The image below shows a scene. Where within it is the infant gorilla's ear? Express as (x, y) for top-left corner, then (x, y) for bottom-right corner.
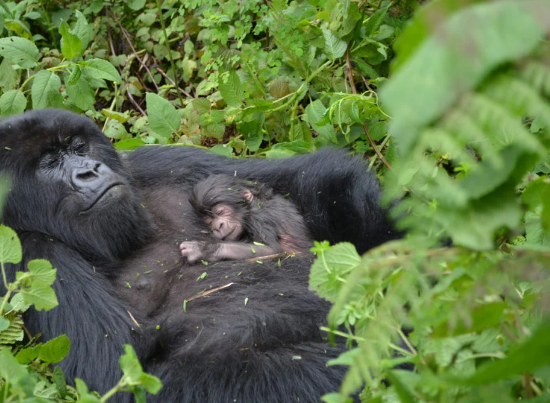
(243, 189), (254, 202)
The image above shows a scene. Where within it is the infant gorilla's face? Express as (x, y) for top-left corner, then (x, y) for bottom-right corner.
(204, 203), (243, 241)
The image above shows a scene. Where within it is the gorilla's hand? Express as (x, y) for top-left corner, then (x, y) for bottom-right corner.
(179, 241), (207, 263)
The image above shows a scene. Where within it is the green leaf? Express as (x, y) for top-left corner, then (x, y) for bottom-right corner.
(0, 59), (17, 90)
(192, 98), (210, 115)
(459, 146), (525, 200)
(522, 177), (549, 210)
(0, 313), (24, 344)
(382, 0), (550, 154)
(525, 211), (550, 246)
(104, 120), (129, 140)
(460, 320), (550, 385)
(392, 0), (485, 71)
(59, 20), (82, 60)
(322, 392), (354, 403)
(364, 7), (388, 38)
(322, 28), (347, 60)
(146, 93), (180, 138)
(75, 378), (101, 403)
(432, 302), (505, 337)
(72, 11), (91, 51)
(264, 141), (312, 158)
(0, 348), (33, 392)
(9, 293), (30, 312)
(203, 123), (225, 139)
(31, 70), (61, 110)
(119, 344), (143, 382)
(244, 99), (273, 115)
(0, 36), (38, 69)
(53, 366), (68, 398)
(80, 58), (122, 84)
(444, 184), (522, 250)
(67, 66), (82, 86)
(209, 144), (234, 157)
(269, 79), (290, 99)
(0, 89), (26, 116)
(46, 91), (65, 109)
(353, 59), (379, 79)
(114, 138), (146, 150)
(386, 370), (416, 403)
(139, 372), (162, 394)
(219, 71), (243, 108)
(22, 281), (58, 311)
(305, 101), (337, 144)
(101, 109), (130, 123)
(39, 334), (70, 364)
(0, 225), (22, 264)
(65, 75), (95, 111)
(127, 0), (146, 11)
(240, 120), (263, 152)
(0, 317), (9, 332)
(369, 121), (387, 141)
(15, 344), (41, 365)
(290, 121), (312, 143)
(27, 259), (56, 286)
(309, 242), (361, 302)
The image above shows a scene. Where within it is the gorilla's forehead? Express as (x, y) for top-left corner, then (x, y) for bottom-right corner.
(0, 109), (107, 168)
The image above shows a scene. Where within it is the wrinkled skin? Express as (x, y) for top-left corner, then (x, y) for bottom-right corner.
(0, 109), (400, 403)
(205, 204), (243, 240)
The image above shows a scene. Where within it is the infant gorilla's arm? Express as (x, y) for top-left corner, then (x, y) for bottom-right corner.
(179, 240), (276, 263)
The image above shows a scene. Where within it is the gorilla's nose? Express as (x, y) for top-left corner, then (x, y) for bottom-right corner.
(71, 159), (115, 193)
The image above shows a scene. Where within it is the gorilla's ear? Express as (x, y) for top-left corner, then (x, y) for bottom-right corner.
(243, 189), (254, 202)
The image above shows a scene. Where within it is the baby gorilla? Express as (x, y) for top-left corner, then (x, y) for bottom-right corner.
(179, 175), (313, 263)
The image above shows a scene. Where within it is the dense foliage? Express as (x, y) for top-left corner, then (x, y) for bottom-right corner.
(0, 0), (550, 402)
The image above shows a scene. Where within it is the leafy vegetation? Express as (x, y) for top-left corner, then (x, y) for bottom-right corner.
(1, 0), (550, 402)
(0, 225), (161, 401)
(309, 0), (550, 402)
(0, 0), (411, 158)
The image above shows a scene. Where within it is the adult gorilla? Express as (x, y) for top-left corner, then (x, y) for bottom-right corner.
(0, 109), (397, 402)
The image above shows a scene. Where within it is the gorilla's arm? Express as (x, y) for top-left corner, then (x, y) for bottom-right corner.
(8, 233), (146, 399)
(128, 147), (400, 253)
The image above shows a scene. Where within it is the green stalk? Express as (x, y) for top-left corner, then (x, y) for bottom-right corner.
(155, 0), (185, 108)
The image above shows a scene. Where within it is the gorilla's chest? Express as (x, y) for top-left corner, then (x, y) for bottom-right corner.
(114, 239), (184, 316)
(114, 186), (214, 316)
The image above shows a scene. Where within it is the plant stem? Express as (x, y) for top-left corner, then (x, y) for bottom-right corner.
(100, 379), (123, 402)
(0, 288), (11, 316)
(345, 46), (392, 170)
(0, 260), (12, 315)
(41, 2), (57, 46)
(155, 0), (185, 108)
(269, 59), (332, 130)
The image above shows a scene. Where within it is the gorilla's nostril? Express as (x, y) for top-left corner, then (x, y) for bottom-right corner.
(76, 171), (97, 181)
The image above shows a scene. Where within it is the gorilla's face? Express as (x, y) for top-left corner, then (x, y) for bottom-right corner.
(38, 138), (127, 212)
(0, 109), (152, 263)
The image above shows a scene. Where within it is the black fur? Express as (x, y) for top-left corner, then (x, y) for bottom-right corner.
(0, 109), (399, 402)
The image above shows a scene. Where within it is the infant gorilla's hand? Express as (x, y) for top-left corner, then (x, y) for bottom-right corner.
(179, 241), (205, 264)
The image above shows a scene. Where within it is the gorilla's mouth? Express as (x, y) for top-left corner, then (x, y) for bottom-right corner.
(82, 183), (124, 212)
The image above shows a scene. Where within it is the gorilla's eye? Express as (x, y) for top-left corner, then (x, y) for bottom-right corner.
(40, 153), (59, 169)
(42, 147), (60, 166)
(72, 142), (86, 153)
